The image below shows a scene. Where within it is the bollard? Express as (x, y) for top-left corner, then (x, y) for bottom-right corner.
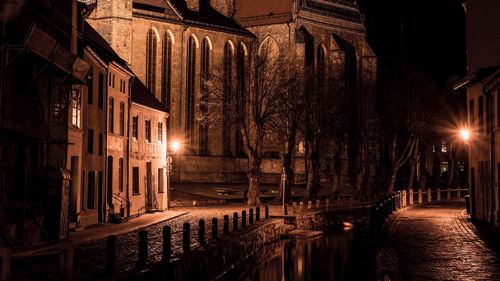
(398, 191), (402, 209)
(162, 226), (172, 262)
(326, 199), (330, 209)
(198, 219), (206, 245)
(106, 235), (117, 273)
(256, 207), (260, 221)
(292, 202), (297, 213)
(409, 188), (414, 205)
(249, 208), (254, 225)
(307, 200), (312, 210)
(299, 202), (304, 211)
(437, 188), (441, 201)
(211, 218), (218, 240)
(223, 215), (230, 235)
(233, 212), (239, 231)
(447, 188), (451, 200)
(418, 188), (423, 204)
(283, 204), (288, 215)
(242, 210), (247, 228)
(316, 200), (320, 209)
(137, 230), (148, 268)
(265, 205), (269, 219)
(402, 190), (407, 207)
(182, 223), (191, 253)
(0, 246), (11, 281)
(427, 188), (432, 203)
(60, 240), (74, 281)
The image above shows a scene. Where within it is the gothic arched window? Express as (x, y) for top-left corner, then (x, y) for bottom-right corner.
(146, 28), (157, 96)
(222, 41), (234, 155)
(186, 35), (197, 151)
(199, 37), (211, 155)
(235, 43), (246, 156)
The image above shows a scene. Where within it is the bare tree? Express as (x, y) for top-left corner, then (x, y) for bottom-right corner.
(379, 66), (444, 194)
(203, 41), (289, 205)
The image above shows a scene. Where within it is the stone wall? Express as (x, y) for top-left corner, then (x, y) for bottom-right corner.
(119, 219), (288, 281)
(294, 205), (372, 233)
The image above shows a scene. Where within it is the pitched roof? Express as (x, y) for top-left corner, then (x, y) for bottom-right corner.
(233, 0), (363, 27)
(453, 66), (500, 91)
(133, 0), (253, 36)
(131, 78), (167, 112)
(234, 0), (293, 26)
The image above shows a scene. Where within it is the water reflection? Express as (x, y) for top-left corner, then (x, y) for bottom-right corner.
(222, 229), (353, 281)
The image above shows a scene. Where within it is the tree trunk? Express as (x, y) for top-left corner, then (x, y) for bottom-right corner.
(305, 135), (321, 200)
(247, 153), (261, 205)
(408, 139), (419, 190)
(280, 124), (296, 202)
(387, 166), (398, 194)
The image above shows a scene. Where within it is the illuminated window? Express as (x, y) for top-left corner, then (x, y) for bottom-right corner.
(145, 119), (151, 142)
(71, 89), (81, 128)
(132, 115), (138, 139)
(441, 143), (447, 153)
(157, 122), (163, 142)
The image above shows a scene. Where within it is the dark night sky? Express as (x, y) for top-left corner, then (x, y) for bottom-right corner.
(358, 0), (467, 88)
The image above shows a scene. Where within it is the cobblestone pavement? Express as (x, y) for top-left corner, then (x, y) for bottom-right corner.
(387, 200), (500, 281)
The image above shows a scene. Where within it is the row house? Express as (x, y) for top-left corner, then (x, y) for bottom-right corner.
(67, 22), (168, 230)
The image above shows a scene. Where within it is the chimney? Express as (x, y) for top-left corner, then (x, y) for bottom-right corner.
(186, 0), (199, 12)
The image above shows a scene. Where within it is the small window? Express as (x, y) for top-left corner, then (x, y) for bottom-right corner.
(120, 102), (125, 136)
(145, 119), (151, 142)
(157, 122), (163, 142)
(98, 73), (104, 109)
(132, 116), (138, 139)
(158, 168), (164, 193)
(441, 144), (447, 153)
(109, 97), (114, 133)
(132, 167), (139, 194)
(88, 129), (94, 154)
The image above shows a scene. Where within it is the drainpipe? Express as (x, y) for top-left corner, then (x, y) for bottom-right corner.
(126, 76), (134, 218)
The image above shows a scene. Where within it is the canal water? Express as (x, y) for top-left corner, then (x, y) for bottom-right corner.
(220, 228), (372, 281)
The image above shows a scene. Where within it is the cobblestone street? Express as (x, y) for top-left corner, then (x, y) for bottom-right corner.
(387, 201), (500, 281)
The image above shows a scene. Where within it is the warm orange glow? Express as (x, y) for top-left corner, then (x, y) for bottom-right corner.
(170, 140), (180, 153)
(460, 129), (470, 141)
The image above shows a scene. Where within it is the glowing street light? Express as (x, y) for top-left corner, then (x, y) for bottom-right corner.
(460, 129), (470, 141)
(170, 140), (180, 154)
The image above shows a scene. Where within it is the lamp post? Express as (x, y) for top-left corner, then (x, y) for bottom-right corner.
(166, 140), (180, 209)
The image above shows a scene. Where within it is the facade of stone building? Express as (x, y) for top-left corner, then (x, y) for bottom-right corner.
(454, 0), (500, 226)
(129, 80), (169, 216)
(87, 0), (376, 188)
(0, 0), (91, 244)
(67, 22), (168, 229)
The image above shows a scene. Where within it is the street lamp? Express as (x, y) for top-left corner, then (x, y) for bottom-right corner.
(460, 128), (470, 142)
